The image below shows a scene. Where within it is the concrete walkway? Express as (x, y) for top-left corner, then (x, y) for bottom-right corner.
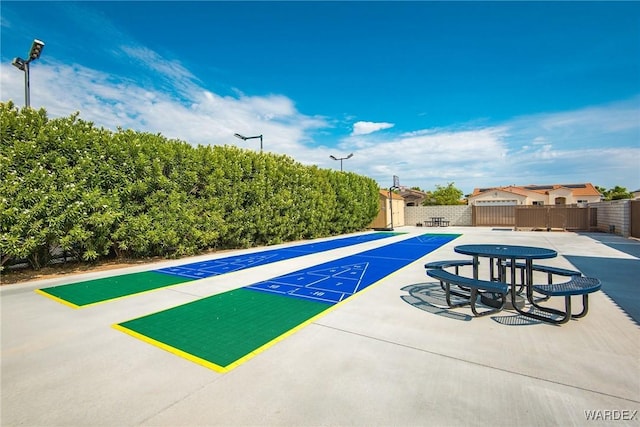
(2, 227), (639, 426)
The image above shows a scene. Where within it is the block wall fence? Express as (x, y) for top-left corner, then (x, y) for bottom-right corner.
(404, 200), (636, 238)
(404, 206), (472, 227)
(591, 200), (632, 237)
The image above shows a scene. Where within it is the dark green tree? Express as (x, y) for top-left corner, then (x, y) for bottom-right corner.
(596, 185), (632, 201)
(422, 183), (464, 205)
(607, 186), (632, 200)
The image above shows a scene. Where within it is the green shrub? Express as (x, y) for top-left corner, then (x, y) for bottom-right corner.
(0, 102), (379, 270)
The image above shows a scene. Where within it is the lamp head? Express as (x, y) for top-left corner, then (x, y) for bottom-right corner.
(29, 39), (45, 60)
(234, 133), (247, 140)
(347, 153), (353, 159)
(329, 155), (337, 160)
(11, 57), (26, 71)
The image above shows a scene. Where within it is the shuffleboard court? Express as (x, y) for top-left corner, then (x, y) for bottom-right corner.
(37, 232), (400, 308)
(115, 233), (460, 372)
(154, 231), (401, 280)
(247, 233), (460, 304)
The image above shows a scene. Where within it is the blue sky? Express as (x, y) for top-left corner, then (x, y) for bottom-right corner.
(2, 1), (639, 194)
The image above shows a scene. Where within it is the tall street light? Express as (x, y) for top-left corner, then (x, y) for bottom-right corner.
(329, 153), (353, 171)
(234, 133), (263, 152)
(12, 39), (45, 108)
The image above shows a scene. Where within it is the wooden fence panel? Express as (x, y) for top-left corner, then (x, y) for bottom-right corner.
(514, 205), (593, 230)
(472, 206), (515, 226)
(515, 207), (546, 228)
(474, 205), (595, 231)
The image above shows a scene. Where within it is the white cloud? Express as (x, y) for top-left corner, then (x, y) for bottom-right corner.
(119, 45), (195, 81)
(339, 127), (511, 190)
(1, 54), (637, 195)
(117, 45), (198, 96)
(333, 99), (640, 192)
(508, 97), (640, 149)
(351, 121), (395, 136)
(0, 60), (328, 154)
(539, 101), (639, 133)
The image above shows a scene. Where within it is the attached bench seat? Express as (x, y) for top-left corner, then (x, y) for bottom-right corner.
(427, 269), (508, 317)
(532, 276), (601, 296)
(504, 261), (582, 282)
(425, 260), (475, 299)
(502, 261), (582, 300)
(424, 259), (474, 273)
(515, 276), (601, 324)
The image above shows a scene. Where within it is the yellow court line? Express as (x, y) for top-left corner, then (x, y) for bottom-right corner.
(34, 289), (81, 309)
(112, 324), (227, 373)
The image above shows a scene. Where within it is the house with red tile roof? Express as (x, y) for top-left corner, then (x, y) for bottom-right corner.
(468, 183), (602, 206)
(398, 188), (428, 206)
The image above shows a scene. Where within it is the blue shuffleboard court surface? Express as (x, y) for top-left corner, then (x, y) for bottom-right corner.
(247, 233), (461, 304)
(155, 232), (401, 280)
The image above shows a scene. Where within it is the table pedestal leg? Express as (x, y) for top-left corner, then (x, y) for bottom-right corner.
(481, 292), (525, 310)
(481, 257), (525, 310)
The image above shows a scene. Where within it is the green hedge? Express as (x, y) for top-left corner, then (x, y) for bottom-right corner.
(0, 102), (379, 270)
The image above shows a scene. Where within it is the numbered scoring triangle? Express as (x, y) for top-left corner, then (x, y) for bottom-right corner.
(307, 263), (367, 277)
(247, 262), (370, 303)
(158, 253), (279, 278)
(197, 253), (279, 275)
(287, 262), (368, 292)
(223, 253), (279, 270)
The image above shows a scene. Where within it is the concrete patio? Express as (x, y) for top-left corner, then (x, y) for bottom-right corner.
(1, 227), (638, 426)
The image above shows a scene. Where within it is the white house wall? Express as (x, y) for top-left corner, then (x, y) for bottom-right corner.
(548, 188), (573, 204)
(469, 190), (526, 206)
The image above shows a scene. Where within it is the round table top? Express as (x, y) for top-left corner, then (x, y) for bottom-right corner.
(454, 244), (557, 259)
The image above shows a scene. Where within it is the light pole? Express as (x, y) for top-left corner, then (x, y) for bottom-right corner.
(12, 39), (45, 108)
(329, 153), (353, 171)
(234, 133), (263, 152)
